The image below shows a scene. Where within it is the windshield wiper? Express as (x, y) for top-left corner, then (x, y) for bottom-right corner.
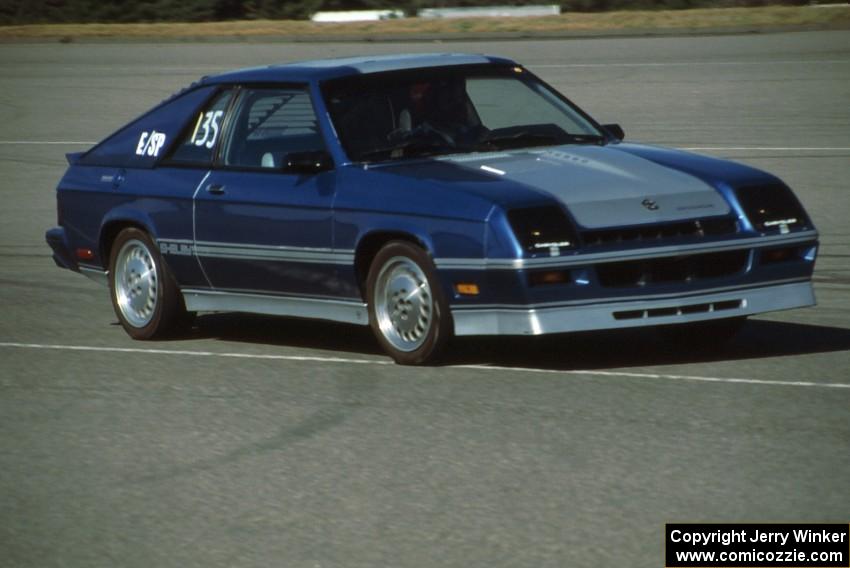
(566, 133), (607, 145)
(480, 131), (559, 151)
(357, 139), (453, 163)
(480, 130), (607, 151)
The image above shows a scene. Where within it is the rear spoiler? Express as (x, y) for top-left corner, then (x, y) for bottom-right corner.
(65, 151), (84, 165)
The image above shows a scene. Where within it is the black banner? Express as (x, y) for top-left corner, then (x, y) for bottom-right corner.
(666, 524), (849, 568)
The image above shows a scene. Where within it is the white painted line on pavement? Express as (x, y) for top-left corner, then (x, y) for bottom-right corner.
(0, 141), (96, 145)
(532, 59), (850, 68)
(681, 147), (850, 151)
(0, 341), (391, 366)
(457, 364), (850, 389)
(2, 341), (848, 390)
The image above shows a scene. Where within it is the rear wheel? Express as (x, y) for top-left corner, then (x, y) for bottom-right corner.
(108, 227), (186, 339)
(366, 241), (452, 365)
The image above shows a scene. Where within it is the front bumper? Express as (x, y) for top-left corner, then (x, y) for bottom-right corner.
(451, 279), (815, 336)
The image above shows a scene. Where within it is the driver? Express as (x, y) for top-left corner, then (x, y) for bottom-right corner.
(405, 77), (483, 146)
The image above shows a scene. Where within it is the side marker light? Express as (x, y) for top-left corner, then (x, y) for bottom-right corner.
(75, 248), (95, 260)
(455, 283), (480, 296)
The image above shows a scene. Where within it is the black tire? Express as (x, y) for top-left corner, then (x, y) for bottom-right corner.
(108, 227), (186, 340)
(655, 316), (747, 350)
(366, 241), (452, 365)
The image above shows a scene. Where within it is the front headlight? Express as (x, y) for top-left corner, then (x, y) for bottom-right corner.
(733, 184), (810, 234)
(507, 206), (578, 254)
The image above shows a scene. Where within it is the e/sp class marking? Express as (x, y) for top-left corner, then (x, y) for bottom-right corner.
(135, 130), (166, 157)
(46, 53), (818, 365)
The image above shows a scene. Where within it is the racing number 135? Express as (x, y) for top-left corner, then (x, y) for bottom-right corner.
(191, 110), (224, 149)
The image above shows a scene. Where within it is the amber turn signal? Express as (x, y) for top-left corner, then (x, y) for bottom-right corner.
(454, 283), (480, 296)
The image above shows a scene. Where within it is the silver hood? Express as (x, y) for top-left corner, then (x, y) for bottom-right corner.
(440, 145), (730, 228)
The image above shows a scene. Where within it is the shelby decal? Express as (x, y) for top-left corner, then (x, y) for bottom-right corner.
(159, 241), (193, 256)
(136, 130), (167, 157)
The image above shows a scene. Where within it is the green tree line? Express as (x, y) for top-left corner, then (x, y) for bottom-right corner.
(0, 0), (808, 25)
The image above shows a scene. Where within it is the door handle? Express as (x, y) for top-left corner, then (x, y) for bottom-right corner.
(206, 184), (225, 195)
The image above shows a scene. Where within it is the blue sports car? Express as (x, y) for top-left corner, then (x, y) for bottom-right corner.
(46, 53), (818, 364)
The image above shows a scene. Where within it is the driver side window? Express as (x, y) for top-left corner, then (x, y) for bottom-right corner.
(223, 87), (325, 169)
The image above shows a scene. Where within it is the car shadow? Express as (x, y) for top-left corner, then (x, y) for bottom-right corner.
(180, 313), (850, 371)
(183, 312), (384, 356)
(446, 320), (850, 371)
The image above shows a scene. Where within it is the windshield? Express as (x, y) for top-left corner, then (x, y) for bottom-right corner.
(322, 64), (606, 164)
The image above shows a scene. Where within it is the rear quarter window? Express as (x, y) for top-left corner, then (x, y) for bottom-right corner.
(80, 86), (218, 168)
(167, 89), (234, 166)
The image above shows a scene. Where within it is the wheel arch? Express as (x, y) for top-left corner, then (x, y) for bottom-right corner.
(354, 230), (432, 301)
(98, 210), (158, 268)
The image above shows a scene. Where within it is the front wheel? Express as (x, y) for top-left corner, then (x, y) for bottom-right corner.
(108, 227), (186, 340)
(366, 241), (452, 365)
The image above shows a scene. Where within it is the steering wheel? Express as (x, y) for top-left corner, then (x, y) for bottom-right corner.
(388, 121), (455, 147)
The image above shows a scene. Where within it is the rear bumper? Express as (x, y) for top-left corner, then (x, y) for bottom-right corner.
(46, 226), (109, 286)
(451, 279), (815, 336)
(45, 226), (78, 272)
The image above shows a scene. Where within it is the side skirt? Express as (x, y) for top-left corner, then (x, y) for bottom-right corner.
(79, 265), (109, 287)
(181, 289), (369, 326)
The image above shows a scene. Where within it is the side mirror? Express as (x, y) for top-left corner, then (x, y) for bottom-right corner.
(282, 150), (333, 174)
(602, 123), (624, 141)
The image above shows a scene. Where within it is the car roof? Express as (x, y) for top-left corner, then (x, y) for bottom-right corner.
(201, 53), (517, 85)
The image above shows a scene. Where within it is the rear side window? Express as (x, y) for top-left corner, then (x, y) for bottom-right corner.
(168, 89), (234, 165)
(80, 86), (217, 168)
(222, 87), (325, 169)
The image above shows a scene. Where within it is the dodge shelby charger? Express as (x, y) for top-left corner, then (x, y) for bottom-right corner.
(46, 53), (818, 364)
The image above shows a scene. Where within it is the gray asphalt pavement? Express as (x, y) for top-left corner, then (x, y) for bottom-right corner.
(1, 31), (849, 567)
